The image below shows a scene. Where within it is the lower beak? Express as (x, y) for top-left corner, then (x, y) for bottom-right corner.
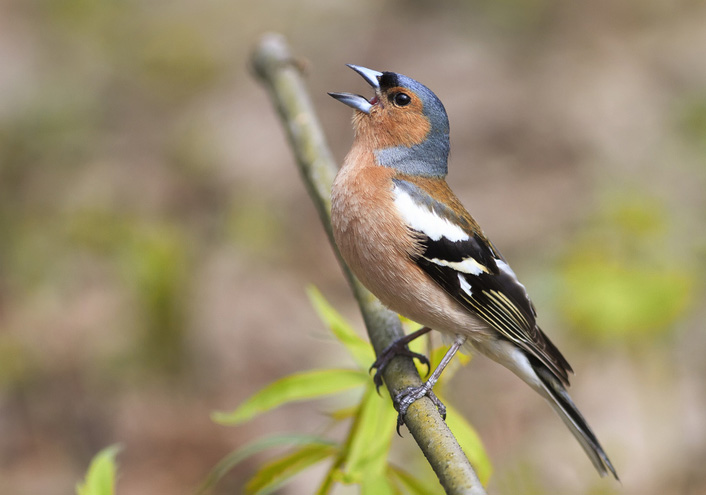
(328, 64), (383, 115)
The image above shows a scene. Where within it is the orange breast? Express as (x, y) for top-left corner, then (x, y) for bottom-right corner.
(330, 146), (491, 340)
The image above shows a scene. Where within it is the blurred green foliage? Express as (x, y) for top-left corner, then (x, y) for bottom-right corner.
(469, 0), (555, 30)
(67, 209), (193, 374)
(205, 287), (491, 494)
(121, 224), (191, 374)
(226, 197), (285, 257)
(558, 194), (695, 344)
(43, 0), (220, 100)
(0, 336), (35, 390)
(678, 92), (706, 150)
(0, 0), (230, 383)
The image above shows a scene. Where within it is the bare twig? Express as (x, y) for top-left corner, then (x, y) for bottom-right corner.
(250, 32), (487, 495)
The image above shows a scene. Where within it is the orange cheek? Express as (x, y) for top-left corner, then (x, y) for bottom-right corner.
(387, 109), (430, 147)
(354, 103), (431, 150)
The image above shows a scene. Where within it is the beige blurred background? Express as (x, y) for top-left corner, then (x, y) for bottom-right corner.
(1, 1), (705, 494)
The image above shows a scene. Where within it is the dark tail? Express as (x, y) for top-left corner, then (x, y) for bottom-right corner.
(533, 360), (619, 479)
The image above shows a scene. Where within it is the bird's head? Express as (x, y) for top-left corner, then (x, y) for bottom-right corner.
(329, 65), (450, 177)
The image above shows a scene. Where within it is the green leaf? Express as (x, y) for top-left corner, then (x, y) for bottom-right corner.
(389, 465), (444, 495)
(76, 444), (121, 495)
(307, 285), (375, 369)
(198, 434), (335, 494)
(342, 385), (397, 482)
(428, 345), (470, 388)
(212, 368), (368, 425)
(422, 344), (471, 398)
(245, 443), (337, 495)
(361, 471), (398, 495)
(327, 404), (358, 421)
(444, 403), (492, 485)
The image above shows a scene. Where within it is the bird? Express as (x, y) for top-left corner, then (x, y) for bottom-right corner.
(328, 64), (618, 479)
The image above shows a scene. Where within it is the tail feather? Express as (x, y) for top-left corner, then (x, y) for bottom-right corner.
(532, 359), (619, 480)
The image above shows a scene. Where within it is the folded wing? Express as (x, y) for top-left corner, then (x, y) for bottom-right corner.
(392, 178), (573, 385)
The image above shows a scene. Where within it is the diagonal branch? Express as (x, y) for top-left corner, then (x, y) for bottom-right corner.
(250, 32), (487, 495)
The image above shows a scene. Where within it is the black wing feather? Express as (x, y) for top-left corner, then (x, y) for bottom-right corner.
(416, 237), (572, 385)
(393, 179), (573, 385)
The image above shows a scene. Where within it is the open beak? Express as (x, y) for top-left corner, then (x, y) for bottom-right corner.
(328, 64), (383, 115)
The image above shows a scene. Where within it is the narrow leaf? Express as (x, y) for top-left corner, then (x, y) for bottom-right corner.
(198, 434), (335, 494)
(307, 285), (375, 368)
(430, 345), (470, 380)
(327, 404), (358, 421)
(422, 345), (471, 398)
(212, 368), (368, 425)
(76, 444), (121, 495)
(389, 465), (444, 495)
(245, 443), (337, 495)
(404, 322), (431, 376)
(343, 385), (397, 480)
(361, 471), (398, 495)
(444, 403), (492, 485)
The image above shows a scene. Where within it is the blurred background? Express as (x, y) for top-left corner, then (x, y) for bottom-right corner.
(1, 0), (705, 494)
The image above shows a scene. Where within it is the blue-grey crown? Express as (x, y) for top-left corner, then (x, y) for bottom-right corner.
(376, 72), (450, 177)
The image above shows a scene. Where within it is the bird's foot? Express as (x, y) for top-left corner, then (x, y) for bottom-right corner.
(394, 382), (446, 434)
(370, 336), (430, 393)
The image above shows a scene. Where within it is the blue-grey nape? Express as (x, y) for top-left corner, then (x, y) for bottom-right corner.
(375, 72), (450, 177)
(392, 73), (450, 137)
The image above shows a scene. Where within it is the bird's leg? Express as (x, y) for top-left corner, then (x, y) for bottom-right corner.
(394, 334), (467, 433)
(370, 326), (432, 393)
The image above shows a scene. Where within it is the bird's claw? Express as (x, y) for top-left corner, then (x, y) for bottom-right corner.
(370, 343), (430, 394)
(394, 384), (446, 435)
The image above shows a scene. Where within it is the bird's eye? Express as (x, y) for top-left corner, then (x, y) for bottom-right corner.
(393, 92), (411, 106)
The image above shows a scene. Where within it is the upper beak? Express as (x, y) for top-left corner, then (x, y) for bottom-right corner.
(328, 64), (383, 115)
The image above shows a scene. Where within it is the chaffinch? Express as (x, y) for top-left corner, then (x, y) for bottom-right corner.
(329, 65), (618, 479)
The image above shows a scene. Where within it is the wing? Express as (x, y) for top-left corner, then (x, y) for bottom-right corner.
(392, 178), (573, 385)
